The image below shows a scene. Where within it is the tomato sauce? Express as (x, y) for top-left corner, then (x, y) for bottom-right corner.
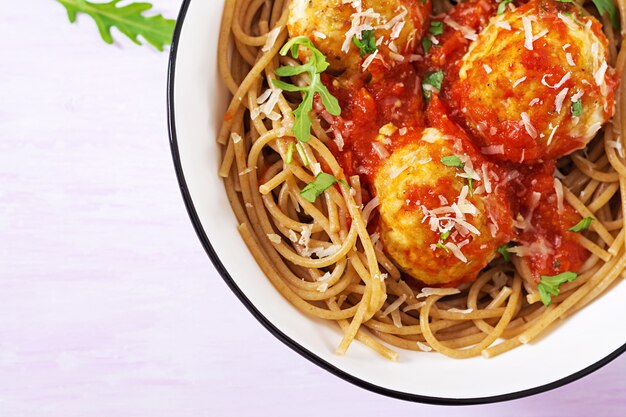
(319, 0), (591, 283)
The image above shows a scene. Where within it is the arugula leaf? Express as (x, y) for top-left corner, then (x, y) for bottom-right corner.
(537, 272), (578, 306)
(421, 37), (433, 54)
(568, 217), (593, 232)
(591, 0), (619, 29)
(497, 0), (514, 15)
(273, 37), (340, 142)
(429, 21), (444, 36)
(571, 100), (583, 117)
(301, 172), (345, 203)
(441, 155), (464, 168)
(422, 70), (444, 101)
(497, 243), (513, 262)
(353, 30), (377, 57)
(56, 0), (175, 51)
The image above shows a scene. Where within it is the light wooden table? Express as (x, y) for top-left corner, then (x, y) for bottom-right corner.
(0, 1), (624, 415)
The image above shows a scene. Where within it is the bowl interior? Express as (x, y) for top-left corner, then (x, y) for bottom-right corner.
(168, 0), (626, 402)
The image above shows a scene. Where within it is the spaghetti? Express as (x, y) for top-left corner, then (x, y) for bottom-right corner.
(217, 0), (626, 360)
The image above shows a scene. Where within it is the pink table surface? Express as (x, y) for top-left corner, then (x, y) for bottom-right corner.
(0, 1), (624, 415)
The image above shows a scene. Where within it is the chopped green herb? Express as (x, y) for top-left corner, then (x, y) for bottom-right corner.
(429, 21), (444, 36)
(286, 143), (294, 165)
(272, 36), (341, 143)
(352, 29), (377, 57)
(568, 217), (593, 232)
(440, 230), (451, 241)
(537, 272), (578, 306)
(571, 100), (583, 117)
(554, 261), (561, 268)
(422, 70), (444, 101)
(300, 172), (344, 203)
(497, 0), (514, 15)
(591, 0), (619, 30)
(435, 242), (450, 252)
(421, 37), (433, 54)
(296, 142), (309, 166)
(497, 243), (513, 263)
(441, 155), (464, 168)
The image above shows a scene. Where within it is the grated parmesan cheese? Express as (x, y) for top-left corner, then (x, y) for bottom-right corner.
(444, 16), (477, 40)
(481, 145), (504, 155)
(513, 76), (527, 88)
(522, 16), (534, 50)
(483, 64), (493, 74)
(520, 112), (538, 139)
(267, 233), (282, 244)
(417, 342), (433, 352)
(594, 61), (608, 86)
(566, 52), (575, 66)
(262, 26), (282, 52)
(416, 287), (460, 298)
(554, 178), (564, 213)
(554, 88), (569, 114)
(542, 72), (571, 89)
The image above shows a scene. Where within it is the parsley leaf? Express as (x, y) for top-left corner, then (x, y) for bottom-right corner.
(571, 100), (583, 117)
(435, 242), (450, 252)
(537, 272), (578, 306)
(421, 37), (433, 54)
(441, 155), (464, 168)
(497, 0), (514, 15)
(591, 0), (620, 29)
(272, 37), (340, 143)
(429, 21), (444, 36)
(353, 30), (377, 57)
(56, 0), (175, 51)
(300, 172), (346, 203)
(568, 217), (593, 232)
(422, 70), (444, 101)
(497, 243), (513, 262)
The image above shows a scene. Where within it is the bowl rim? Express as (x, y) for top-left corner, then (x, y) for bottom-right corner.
(166, 0), (626, 405)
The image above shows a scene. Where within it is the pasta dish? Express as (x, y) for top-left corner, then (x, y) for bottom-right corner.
(217, 0), (625, 360)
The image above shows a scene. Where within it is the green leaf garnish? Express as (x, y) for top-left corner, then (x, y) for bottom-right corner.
(56, 0), (175, 51)
(591, 0), (620, 29)
(441, 155), (464, 168)
(440, 230), (451, 241)
(300, 172), (345, 203)
(554, 261), (561, 268)
(435, 242), (450, 252)
(286, 143), (294, 165)
(568, 217), (593, 232)
(421, 37), (433, 54)
(273, 36), (340, 143)
(296, 142), (309, 166)
(497, 243), (512, 262)
(497, 0), (514, 15)
(422, 70), (444, 101)
(352, 30), (377, 57)
(571, 100), (583, 117)
(429, 21), (444, 36)
(537, 272), (578, 306)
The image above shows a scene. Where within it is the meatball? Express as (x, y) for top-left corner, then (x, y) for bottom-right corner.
(288, 0), (431, 73)
(374, 128), (513, 286)
(449, 0), (616, 163)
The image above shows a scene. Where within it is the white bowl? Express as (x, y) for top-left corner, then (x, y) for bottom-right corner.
(167, 0), (626, 404)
